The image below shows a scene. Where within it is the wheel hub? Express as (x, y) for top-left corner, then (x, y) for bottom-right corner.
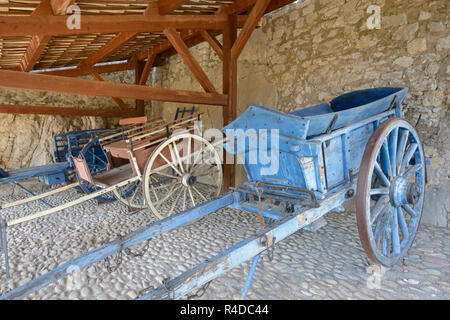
(390, 177), (421, 207)
(182, 174), (197, 187)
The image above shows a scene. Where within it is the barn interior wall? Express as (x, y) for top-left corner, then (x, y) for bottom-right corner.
(152, 0), (449, 228)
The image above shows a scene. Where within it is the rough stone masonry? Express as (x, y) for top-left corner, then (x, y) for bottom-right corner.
(152, 0), (449, 228)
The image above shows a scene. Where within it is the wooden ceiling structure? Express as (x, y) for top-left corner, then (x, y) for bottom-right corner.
(0, 0), (295, 187)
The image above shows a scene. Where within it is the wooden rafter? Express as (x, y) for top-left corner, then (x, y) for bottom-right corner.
(200, 30), (223, 61)
(231, 0), (271, 60)
(77, 2), (160, 69)
(139, 53), (156, 85)
(163, 28), (217, 94)
(147, 0), (294, 66)
(17, 0), (53, 72)
(90, 71), (130, 112)
(36, 60), (136, 77)
(0, 70), (228, 106)
(0, 14), (228, 37)
(78, 32), (138, 69)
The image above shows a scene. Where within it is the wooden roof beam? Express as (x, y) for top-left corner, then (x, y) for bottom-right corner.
(77, 2), (161, 69)
(17, 0), (53, 72)
(0, 70), (228, 106)
(231, 0), (271, 60)
(0, 104), (137, 118)
(163, 28), (217, 93)
(78, 31), (138, 69)
(0, 15), (228, 37)
(36, 60), (136, 77)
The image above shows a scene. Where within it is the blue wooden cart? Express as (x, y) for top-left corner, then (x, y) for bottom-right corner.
(0, 87), (426, 300)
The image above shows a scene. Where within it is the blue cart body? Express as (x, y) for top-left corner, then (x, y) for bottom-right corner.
(223, 87), (407, 197)
(0, 128), (114, 186)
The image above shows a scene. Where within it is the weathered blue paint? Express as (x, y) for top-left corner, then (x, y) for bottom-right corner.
(0, 162), (71, 185)
(0, 219), (9, 280)
(240, 254), (260, 300)
(224, 88), (404, 199)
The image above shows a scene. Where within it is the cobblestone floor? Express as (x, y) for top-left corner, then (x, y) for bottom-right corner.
(0, 182), (448, 300)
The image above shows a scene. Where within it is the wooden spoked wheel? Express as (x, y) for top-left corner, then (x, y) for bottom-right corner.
(356, 118), (426, 267)
(143, 133), (222, 220)
(113, 180), (146, 209)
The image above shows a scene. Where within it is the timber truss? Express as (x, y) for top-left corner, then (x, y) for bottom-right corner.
(0, 0), (295, 188)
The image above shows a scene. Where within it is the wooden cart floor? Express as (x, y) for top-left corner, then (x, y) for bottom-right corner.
(93, 164), (134, 188)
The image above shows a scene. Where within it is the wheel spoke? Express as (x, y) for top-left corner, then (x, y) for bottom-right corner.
(382, 227), (389, 256)
(392, 206), (401, 255)
(370, 195), (390, 225)
(388, 127), (398, 176)
(182, 187), (187, 211)
(192, 164), (218, 177)
(188, 187), (196, 207)
(171, 141), (185, 174)
(186, 135), (192, 172)
(158, 152), (183, 176)
(397, 207), (409, 242)
(191, 145), (209, 172)
(151, 180), (178, 191)
(402, 203), (418, 217)
(374, 212), (387, 247)
(129, 184), (140, 204)
(169, 186), (183, 214)
(192, 185), (208, 202)
(151, 171), (179, 180)
(403, 163), (422, 179)
(399, 143), (418, 175)
(374, 162), (391, 187)
(154, 184), (180, 208)
(369, 187), (389, 196)
(396, 129), (409, 172)
(381, 140), (392, 178)
(384, 216), (392, 257)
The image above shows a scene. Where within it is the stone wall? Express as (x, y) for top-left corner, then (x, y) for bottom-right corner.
(0, 70), (153, 169)
(153, 0), (449, 227)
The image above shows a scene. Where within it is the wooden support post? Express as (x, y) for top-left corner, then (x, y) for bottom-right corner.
(222, 14), (238, 192)
(135, 60), (146, 116)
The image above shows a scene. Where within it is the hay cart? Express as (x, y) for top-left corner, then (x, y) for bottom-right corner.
(0, 113), (223, 280)
(1, 87), (426, 300)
